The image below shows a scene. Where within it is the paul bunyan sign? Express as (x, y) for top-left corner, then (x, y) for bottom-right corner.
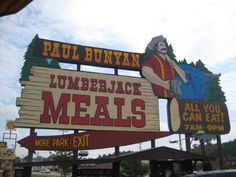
(16, 67), (159, 131)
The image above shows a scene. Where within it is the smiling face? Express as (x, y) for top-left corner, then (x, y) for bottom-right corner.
(156, 41), (167, 55)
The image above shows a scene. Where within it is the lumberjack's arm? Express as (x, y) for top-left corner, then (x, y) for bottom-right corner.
(142, 66), (170, 90)
(168, 59), (188, 83)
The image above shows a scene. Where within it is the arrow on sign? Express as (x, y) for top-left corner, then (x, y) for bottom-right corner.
(18, 131), (172, 152)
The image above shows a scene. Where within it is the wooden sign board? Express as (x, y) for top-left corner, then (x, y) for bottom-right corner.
(16, 66), (159, 131)
(168, 98), (230, 134)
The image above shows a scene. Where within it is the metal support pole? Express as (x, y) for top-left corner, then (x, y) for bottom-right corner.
(179, 134), (183, 151)
(200, 140), (205, 156)
(72, 130), (79, 177)
(112, 146), (120, 177)
(71, 64), (81, 177)
(185, 134), (191, 152)
(151, 139), (155, 148)
(217, 135), (224, 169)
(24, 128), (35, 177)
(114, 68), (118, 75)
(200, 139), (206, 171)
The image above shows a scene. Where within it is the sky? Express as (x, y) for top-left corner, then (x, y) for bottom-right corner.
(0, 0), (236, 159)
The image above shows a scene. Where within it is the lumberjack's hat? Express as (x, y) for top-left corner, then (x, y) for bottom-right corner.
(147, 35), (166, 50)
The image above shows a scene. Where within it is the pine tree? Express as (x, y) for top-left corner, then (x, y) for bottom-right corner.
(195, 59), (211, 73)
(167, 44), (178, 63)
(20, 34), (61, 82)
(205, 77), (226, 102)
(49, 151), (72, 177)
(179, 58), (188, 64)
(194, 59), (226, 102)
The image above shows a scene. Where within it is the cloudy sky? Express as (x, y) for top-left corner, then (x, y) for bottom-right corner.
(0, 0), (236, 158)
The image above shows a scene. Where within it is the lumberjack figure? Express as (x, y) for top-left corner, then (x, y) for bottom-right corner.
(142, 35), (188, 98)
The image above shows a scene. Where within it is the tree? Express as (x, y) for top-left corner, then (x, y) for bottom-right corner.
(49, 151), (73, 177)
(149, 160), (162, 177)
(167, 43), (178, 63)
(120, 160), (149, 177)
(20, 34), (60, 81)
(205, 77), (226, 102)
(195, 59), (211, 73)
(192, 139), (236, 160)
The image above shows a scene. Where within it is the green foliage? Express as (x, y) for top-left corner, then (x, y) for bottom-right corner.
(205, 77), (226, 102)
(192, 142), (218, 158)
(192, 139), (236, 169)
(97, 150), (133, 159)
(195, 59), (211, 73)
(223, 140), (236, 158)
(98, 151), (149, 177)
(20, 34), (60, 82)
(120, 160), (149, 177)
(179, 58), (188, 64)
(49, 151), (73, 177)
(167, 44), (178, 63)
(149, 160), (162, 176)
(192, 139), (236, 159)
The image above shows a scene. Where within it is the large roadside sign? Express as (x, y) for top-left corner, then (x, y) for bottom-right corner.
(16, 35), (230, 152)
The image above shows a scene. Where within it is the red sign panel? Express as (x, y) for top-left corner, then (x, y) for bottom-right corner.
(18, 131), (171, 152)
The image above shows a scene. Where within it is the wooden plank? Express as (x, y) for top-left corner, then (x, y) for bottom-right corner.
(16, 67), (160, 131)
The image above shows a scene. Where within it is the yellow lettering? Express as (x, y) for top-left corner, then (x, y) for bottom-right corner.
(205, 113), (223, 123)
(207, 125), (224, 132)
(182, 112), (202, 122)
(184, 103), (191, 111)
(114, 51), (122, 65)
(104, 50), (113, 64)
(84, 134), (89, 146)
(73, 134), (90, 147)
(94, 48), (102, 63)
(122, 53), (131, 66)
(85, 47), (92, 62)
(131, 54), (140, 67)
(42, 41), (51, 57)
(72, 45), (79, 60)
(35, 139), (42, 147)
(203, 104), (209, 112)
(206, 113), (211, 122)
(183, 112), (189, 121)
(35, 139), (49, 147)
(184, 124), (202, 131)
(62, 44), (71, 59)
(50, 42), (61, 58)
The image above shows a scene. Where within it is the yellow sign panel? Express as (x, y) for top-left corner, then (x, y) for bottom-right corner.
(0, 142), (7, 149)
(0, 148), (15, 160)
(15, 67), (159, 132)
(0, 161), (13, 170)
(6, 120), (15, 131)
